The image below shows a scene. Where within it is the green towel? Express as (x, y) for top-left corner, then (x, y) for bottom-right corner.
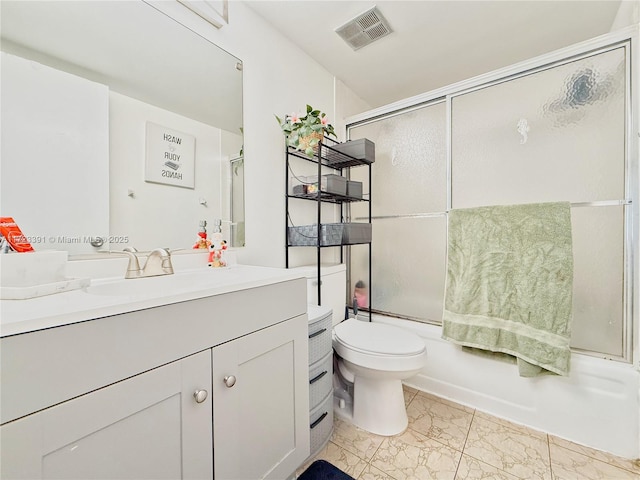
(441, 202), (574, 376)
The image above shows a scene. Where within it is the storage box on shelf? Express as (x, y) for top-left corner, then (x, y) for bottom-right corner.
(346, 180), (363, 199)
(290, 175), (363, 203)
(330, 138), (375, 164)
(286, 137), (374, 169)
(297, 174), (347, 196)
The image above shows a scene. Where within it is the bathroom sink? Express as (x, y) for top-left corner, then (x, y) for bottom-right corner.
(85, 268), (234, 297)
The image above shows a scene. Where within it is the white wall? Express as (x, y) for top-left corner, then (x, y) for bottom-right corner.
(610, 0), (640, 31)
(334, 78), (371, 140)
(610, 2), (640, 456)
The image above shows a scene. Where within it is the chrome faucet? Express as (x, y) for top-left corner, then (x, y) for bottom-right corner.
(123, 251), (141, 279)
(124, 248), (174, 279)
(143, 248), (175, 277)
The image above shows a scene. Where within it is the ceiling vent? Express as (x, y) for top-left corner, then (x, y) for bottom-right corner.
(335, 6), (392, 51)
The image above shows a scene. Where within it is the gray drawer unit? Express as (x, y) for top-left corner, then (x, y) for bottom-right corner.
(309, 352), (333, 409)
(309, 392), (334, 456)
(308, 308), (333, 364)
(307, 305), (334, 459)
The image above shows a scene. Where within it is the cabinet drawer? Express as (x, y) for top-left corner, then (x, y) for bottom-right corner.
(309, 352), (332, 410)
(308, 313), (332, 364)
(309, 391), (333, 457)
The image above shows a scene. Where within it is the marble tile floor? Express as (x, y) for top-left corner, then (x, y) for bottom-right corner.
(299, 386), (640, 480)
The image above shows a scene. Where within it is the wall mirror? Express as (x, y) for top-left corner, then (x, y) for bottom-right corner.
(0, 0), (244, 255)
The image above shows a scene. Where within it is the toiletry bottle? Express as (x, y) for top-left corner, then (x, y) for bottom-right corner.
(208, 219), (228, 267)
(193, 220), (211, 249)
(354, 280), (368, 308)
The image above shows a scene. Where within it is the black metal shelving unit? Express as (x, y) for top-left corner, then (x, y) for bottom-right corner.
(285, 136), (372, 314)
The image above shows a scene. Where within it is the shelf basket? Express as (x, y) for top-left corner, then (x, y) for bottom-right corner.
(287, 223), (371, 246)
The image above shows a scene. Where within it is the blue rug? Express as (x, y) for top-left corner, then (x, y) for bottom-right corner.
(298, 460), (355, 480)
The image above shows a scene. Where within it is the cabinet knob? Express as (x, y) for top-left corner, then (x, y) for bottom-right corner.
(193, 389), (208, 403)
(224, 375), (237, 388)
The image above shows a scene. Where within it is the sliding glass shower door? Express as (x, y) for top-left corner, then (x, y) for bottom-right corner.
(348, 43), (631, 359)
(349, 102), (448, 323)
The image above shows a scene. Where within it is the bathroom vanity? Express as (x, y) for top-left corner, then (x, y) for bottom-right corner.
(0, 265), (310, 480)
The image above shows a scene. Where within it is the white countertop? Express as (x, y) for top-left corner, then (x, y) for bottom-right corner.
(0, 264), (306, 337)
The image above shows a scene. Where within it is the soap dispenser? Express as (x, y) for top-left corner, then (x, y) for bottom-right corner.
(193, 220), (211, 249)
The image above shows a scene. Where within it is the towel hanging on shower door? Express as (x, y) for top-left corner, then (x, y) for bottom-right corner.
(441, 202), (574, 377)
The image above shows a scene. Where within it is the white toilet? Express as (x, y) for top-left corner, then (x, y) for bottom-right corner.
(292, 263), (428, 437)
(333, 318), (427, 436)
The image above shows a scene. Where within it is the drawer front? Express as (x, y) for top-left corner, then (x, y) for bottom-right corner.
(308, 314), (332, 365)
(309, 352), (333, 410)
(309, 391), (333, 457)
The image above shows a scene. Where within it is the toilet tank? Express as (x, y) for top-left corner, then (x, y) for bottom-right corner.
(289, 264), (346, 326)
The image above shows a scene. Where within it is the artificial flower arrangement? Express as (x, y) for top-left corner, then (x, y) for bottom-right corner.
(275, 105), (337, 157)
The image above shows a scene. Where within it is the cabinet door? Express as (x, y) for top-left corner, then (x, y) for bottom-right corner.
(1, 350), (212, 480)
(213, 315), (310, 480)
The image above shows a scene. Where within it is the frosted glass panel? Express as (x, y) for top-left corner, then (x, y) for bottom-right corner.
(349, 102), (447, 214)
(570, 206), (624, 357)
(348, 101), (447, 323)
(452, 47), (625, 208)
(350, 216), (446, 322)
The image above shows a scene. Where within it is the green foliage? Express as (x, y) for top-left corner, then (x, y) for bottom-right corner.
(275, 105), (337, 157)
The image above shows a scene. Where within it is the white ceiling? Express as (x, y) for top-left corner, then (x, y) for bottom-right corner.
(246, 1), (625, 108)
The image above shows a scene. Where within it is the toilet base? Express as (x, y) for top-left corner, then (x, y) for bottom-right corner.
(333, 363), (411, 436)
(352, 376), (408, 436)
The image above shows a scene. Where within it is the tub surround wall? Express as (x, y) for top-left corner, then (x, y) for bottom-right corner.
(376, 315), (639, 460)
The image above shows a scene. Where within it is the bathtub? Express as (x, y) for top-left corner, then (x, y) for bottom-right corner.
(372, 314), (640, 460)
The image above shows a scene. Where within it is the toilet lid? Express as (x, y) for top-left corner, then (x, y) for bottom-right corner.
(333, 319), (426, 356)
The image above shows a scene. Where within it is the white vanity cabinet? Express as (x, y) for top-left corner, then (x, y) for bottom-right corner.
(213, 316), (309, 479)
(0, 270), (310, 480)
(1, 350), (213, 480)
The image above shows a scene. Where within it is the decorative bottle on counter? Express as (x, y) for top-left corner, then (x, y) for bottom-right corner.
(208, 219), (227, 267)
(193, 220), (211, 250)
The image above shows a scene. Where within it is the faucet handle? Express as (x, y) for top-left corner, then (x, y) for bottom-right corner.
(123, 250), (141, 279)
(147, 248), (174, 275)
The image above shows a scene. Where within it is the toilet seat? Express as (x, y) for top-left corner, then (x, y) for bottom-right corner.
(333, 319), (426, 356)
